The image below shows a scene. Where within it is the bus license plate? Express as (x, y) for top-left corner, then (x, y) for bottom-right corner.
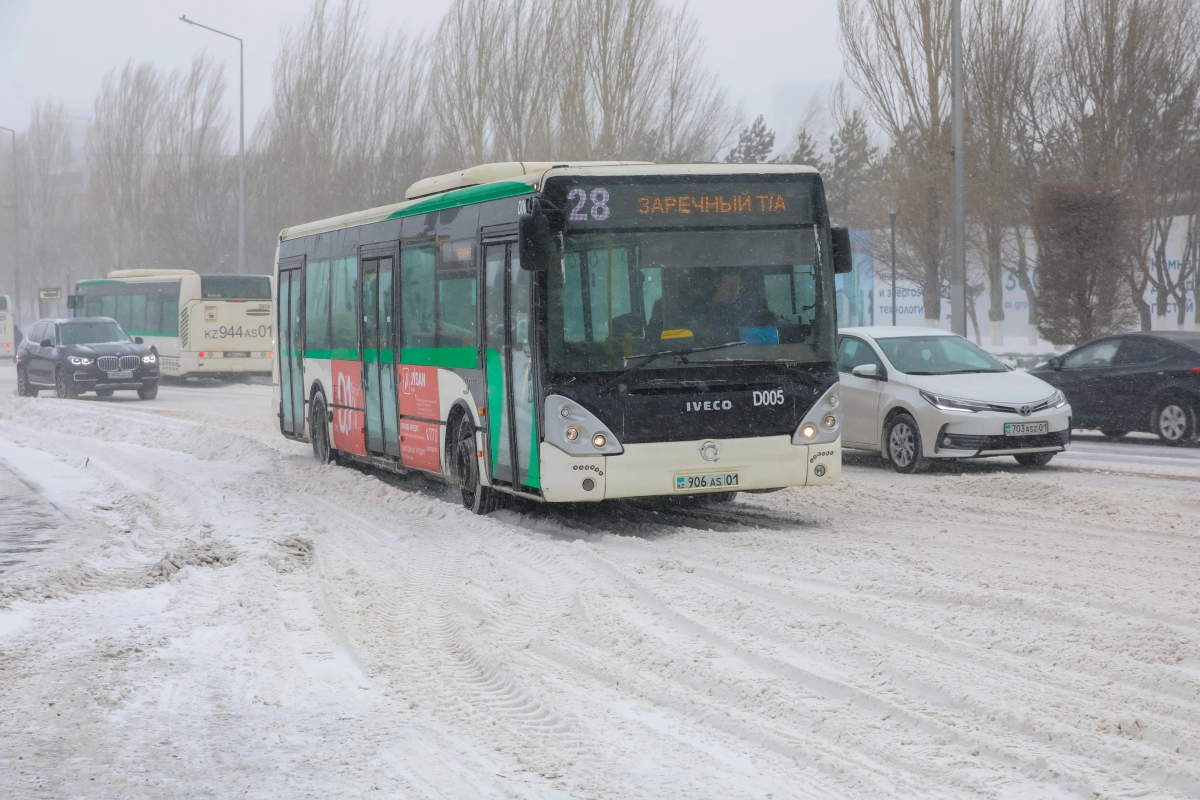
(107, 370), (133, 379)
(675, 472), (739, 491)
(1005, 421), (1049, 436)
(224, 351), (249, 358)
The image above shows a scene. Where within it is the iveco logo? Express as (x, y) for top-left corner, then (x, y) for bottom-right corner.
(699, 441), (720, 462)
(687, 400), (732, 412)
(1019, 405), (1033, 417)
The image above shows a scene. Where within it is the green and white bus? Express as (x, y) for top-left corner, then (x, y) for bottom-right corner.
(74, 270), (273, 379)
(0, 295), (12, 359)
(273, 162), (851, 512)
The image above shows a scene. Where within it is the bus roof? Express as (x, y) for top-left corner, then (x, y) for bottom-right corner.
(107, 269), (198, 278)
(278, 161), (823, 243)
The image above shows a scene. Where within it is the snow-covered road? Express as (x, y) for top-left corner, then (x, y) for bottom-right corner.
(2, 361), (1199, 799)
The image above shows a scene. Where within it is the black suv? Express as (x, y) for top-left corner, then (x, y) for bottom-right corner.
(16, 317), (160, 400)
(1030, 331), (1200, 445)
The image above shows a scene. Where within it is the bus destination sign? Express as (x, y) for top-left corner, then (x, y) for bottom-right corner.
(546, 178), (815, 229)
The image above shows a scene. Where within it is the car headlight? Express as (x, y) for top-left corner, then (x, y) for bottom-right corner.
(919, 389), (989, 413)
(1051, 390), (1068, 408)
(142, 353), (157, 363)
(69, 356), (93, 366)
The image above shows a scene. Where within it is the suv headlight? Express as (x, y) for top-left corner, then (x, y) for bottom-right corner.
(69, 356), (93, 366)
(919, 390), (990, 413)
(143, 353), (157, 363)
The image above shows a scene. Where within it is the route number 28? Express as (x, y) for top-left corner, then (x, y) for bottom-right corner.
(567, 188), (612, 222)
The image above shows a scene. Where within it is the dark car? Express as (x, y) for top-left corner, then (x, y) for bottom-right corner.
(1029, 331), (1200, 445)
(15, 317), (160, 400)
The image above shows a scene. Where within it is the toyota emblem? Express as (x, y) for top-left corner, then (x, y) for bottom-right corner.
(699, 441), (720, 462)
(1019, 405), (1032, 417)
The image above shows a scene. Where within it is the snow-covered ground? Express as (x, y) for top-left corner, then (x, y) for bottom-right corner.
(2, 361), (1199, 799)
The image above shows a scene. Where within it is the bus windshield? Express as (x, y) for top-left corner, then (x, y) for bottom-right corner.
(201, 275), (271, 299)
(548, 227), (835, 374)
(60, 321), (129, 345)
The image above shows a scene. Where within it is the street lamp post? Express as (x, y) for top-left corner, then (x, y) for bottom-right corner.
(887, 198), (899, 326)
(0, 125), (20, 324)
(950, 0), (967, 336)
(180, 14), (244, 276)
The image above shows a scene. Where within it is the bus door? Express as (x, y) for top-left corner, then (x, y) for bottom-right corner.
(483, 243), (539, 488)
(360, 252), (400, 458)
(277, 259), (306, 436)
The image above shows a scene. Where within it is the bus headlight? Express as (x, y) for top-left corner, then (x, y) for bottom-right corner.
(823, 414), (837, 429)
(592, 433), (607, 448)
(565, 425), (581, 442)
(142, 353), (157, 363)
(801, 423), (817, 439)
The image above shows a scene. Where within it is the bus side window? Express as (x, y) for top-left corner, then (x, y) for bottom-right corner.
(131, 294), (147, 334)
(101, 294), (117, 320)
(437, 274), (477, 350)
(401, 247), (436, 350)
(330, 258), (358, 353)
(305, 261), (331, 350)
(162, 296), (179, 336)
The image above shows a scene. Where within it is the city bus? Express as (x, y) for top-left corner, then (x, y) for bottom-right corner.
(0, 294), (12, 359)
(74, 270), (273, 379)
(273, 162), (851, 512)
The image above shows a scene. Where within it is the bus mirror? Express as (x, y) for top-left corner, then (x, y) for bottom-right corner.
(831, 226), (854, 274)
(66, 295), (76, 311)
(519, 200), (554, 271)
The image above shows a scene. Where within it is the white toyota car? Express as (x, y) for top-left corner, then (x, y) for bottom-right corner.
(837, 327), (1072, 473)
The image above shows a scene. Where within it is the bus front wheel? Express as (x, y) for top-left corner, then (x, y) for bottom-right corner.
(455, 416), (503, 515)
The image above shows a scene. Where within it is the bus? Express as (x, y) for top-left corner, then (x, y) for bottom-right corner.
(273, 162), (852, 513)
(0, 294), (12, 359)
(74, 270), (273, 379)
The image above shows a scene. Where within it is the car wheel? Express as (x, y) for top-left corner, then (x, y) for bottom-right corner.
(96, 389), (115, 398)
(137, 382), (158, 400)
(55, 366), (77, 399)
(310, 392), (334, 464)
(454, 415), (504, 514)
(16, 366), (37, 397)
(885, 413), (929, 474)
(1099, 428), (1128, 440)
(1014, 452), (1055, 467)
(1154, 399), (1195, 446)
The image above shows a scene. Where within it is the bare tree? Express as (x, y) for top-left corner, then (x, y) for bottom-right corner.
(148, 53), (236, 272)
(840, 0), (954, 327)
(966, 0), (1039, 346)
(87, 62), (162, 273)
(488, 0), (561, 161)
(18, 100), (75, 299)
(428, 0), (505, 168)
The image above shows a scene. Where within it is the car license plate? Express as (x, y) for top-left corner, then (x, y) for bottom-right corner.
(1005, 421), (1049, 436)
(107, 370), (133, 379)
(675, 472), (739, 491)
(224, 351), (249, 358)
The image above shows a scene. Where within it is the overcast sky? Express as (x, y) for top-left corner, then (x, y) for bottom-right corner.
(0, 0), (844, 148)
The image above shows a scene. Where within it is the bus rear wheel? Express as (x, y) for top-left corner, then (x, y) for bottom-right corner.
(311, 393), (333, 464)
(455, 416), (503, 515)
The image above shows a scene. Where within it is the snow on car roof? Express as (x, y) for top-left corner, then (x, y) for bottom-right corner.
(839, 326), (958, 339)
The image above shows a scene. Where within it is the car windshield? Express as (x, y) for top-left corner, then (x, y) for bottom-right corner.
(876, 335), (1007, 375)
(59, 321), (129, 345)
(548, 227), (835, 374)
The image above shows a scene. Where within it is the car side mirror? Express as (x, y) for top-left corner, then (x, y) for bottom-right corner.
(831, 225), (854, 274)
(134, 336), (144, 344)
(851, 363), (878, 379)
(40, 338), (54, 348)
(1047, 357), (1062, 371)
(518, 198), (557, 271)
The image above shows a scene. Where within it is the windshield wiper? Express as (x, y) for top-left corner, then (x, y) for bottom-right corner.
(598, 341), (745, 393)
